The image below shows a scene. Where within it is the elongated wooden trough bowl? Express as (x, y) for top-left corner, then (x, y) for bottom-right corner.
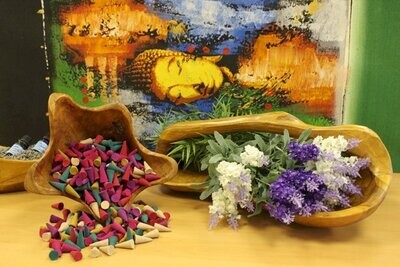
(156, 112), (392, 227)
(0, 146), (37, 193)
(25, 93), (178, 215)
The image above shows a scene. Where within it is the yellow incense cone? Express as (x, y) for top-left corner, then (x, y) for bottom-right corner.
(90, 239), (109, 248)
(90, 202), (101, 218)
(58, 222), (69, 233)
(154, 223), (172, 232)
(94, 156), (102, 167)
(134, 235), (153, 244)
(52, 172), (61, 179)
(91, 181), (99, 190)
(137, 222), (154, 230)
(144, 229), (160, 239)
(89, 247), (102, 258)
(100, 200), (110, 210)
(70, 165), (79, 175)
(143, 161), (155, 174)
(60, 232), (70, 241)
(142, 205), (155, 213)
(120, 158), (129, 167)
(68, 212), (79, 227)
(113, 217), (123, 225)
(132, 167), (145, 176)
(99, 245), (115, 256)
(70, 157), (80, 166)
(115, 239), (135, 249)
(65, 184), (80, 199)
(79, 137), (93, 145)
(90, 223), (103, 234)
(155, 209), (166, 219)
(41, 232), (52, 242)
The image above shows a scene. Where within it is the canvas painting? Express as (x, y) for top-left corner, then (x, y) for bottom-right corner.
(42, 0), (352, 144)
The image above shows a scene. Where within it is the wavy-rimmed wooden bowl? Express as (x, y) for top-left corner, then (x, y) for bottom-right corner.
(0, 146), (37, 193)
(156, 112), (392, 227)
(25, 93), (178, 217)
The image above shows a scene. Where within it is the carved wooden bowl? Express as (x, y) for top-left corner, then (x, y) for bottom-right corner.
(156, 112), (392, 227)
(25, 93), (178, 217)
(0, 146), (37, 193)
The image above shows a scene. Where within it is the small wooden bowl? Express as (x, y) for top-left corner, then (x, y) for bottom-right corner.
(25, 93), (178, 216)
(156, 112), (392, 227)
(0, 146), (37, 193)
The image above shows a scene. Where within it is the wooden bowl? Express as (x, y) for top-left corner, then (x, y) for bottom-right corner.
(25, 93), (178, 216)
(0, 146), (37, 193)
(156, 112), (393, 227)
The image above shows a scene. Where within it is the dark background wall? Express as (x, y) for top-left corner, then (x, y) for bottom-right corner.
(0, 0), (50, 146)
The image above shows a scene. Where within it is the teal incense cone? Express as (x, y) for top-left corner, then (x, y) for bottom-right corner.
(49, 181), (67, 192)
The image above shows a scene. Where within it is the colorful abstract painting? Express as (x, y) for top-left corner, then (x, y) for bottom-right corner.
(42, 0), (351, 143)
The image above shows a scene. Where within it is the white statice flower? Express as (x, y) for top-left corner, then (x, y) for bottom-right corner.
(312, 135), (348, 158)
(210, 161), (254, 228)
(209, 188), (239, 217)
(240, 145), (269, 167)
(216, 161), (250, 187)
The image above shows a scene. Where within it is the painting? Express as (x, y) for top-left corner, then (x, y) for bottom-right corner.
(41, 0), (352, 144)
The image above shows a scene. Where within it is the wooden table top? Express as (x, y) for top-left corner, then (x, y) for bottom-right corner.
(0, 174), (399, 267)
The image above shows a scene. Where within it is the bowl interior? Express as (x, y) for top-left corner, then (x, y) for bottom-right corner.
(156, 112), (392, 227)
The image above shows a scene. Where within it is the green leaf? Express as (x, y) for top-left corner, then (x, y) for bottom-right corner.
(167, 144), (184, 157)
(297, 128), (312, 143)
(208, 140), (222, 154)
(199, 183), (219, 200)
(283, 129), (290, 147)
(214, 131), (228, 152)
(254, 134), (267, 151)
(200, 160), (209, 171)
(231, 154), (242, 163)
(185, 143), (191, 165)
(209, 154), (224, 164)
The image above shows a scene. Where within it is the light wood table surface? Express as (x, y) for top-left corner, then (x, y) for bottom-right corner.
(0, 174), (399, 267)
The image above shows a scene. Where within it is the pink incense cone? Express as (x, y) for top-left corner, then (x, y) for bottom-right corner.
(84, 190), (96, 205)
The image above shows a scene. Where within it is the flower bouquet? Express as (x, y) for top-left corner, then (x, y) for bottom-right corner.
(156, 112), (392, 228)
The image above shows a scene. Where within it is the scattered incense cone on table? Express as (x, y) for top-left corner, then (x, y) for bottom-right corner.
(115, 239), (135, 249)
(99, 245), (115, 256)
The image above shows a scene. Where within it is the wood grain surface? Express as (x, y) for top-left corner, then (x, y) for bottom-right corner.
(0, 174), (398, 267)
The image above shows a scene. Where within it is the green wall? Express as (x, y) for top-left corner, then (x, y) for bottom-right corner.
(345, 0), (400, 171)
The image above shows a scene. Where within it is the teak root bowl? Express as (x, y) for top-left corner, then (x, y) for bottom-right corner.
(156, 112), (392, 227)
(0, 147), (37, 193)
(25, 93), (178, 216)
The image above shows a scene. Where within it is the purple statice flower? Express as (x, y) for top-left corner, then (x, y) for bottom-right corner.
(342, 181), (362, 196)
(245, 201), (255, 213)
(333, 157), (371, 178)
(227, 216), (239, 230)
(356, 157), (370, 171)
(266, 169), (327, 224)
(288, 141), (319, 163)
(324, 189), (351, 208)
(346, 138), (361, 150)
(209, 213), (221, 229)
